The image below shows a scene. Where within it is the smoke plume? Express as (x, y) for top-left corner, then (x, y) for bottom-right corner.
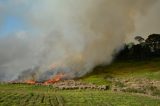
(0, 0), (158, 81)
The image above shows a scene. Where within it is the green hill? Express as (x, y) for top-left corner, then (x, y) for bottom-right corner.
(81, 58), (160, 85)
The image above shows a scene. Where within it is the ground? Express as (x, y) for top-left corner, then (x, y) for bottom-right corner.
(0, 58), (160, 106)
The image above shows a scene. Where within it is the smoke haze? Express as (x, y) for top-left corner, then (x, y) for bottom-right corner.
(0, 0), (158, 81)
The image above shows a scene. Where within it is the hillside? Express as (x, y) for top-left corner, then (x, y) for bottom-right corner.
(81, 58), (160, 85)
(0, 58), (160, 106)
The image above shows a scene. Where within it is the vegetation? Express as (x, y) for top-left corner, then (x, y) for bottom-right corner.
(81, 58), (160, 85)
(117, 34), (160, 60)
(0, 84), (160, 106)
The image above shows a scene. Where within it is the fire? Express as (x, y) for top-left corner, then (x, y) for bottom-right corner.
(44, 73), (64, 85)
(25, 80), (36, 85)
(9, 69), (65, 85)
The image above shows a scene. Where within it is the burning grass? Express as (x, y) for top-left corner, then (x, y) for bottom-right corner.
(43, 73), (65, 85)
(8, 73), (65, 85)
(6, 72), (109, 91)
(25, 80), (36, 85)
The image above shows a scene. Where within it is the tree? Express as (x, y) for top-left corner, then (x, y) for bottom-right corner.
(145, 34), (160, 53)
(116, 34), (160, 60)
(134, 36), (145, 44)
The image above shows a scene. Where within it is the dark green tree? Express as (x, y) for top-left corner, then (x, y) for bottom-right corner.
(135, 36), (145, 44)
(146, 34), (160, 53)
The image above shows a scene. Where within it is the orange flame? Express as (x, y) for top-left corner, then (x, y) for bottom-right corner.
(44, 73), (64, 85)
(25, 80), (36, 85)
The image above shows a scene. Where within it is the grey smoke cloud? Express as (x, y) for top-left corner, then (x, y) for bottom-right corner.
(134, 0), (160, 37)
(0, 0), (158, 81)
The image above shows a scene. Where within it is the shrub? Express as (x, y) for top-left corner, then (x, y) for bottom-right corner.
(152, 89), (160, 97)
(114, 81), (126, 88)
(122, 88), (146, 94)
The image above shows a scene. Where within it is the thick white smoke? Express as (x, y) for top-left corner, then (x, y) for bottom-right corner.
(0, 0), (158, 81)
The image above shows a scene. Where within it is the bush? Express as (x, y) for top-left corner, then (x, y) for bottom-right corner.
(122, 88), (146, 94)
(152, 89), (160, 97)
(114, 81), (126, 88)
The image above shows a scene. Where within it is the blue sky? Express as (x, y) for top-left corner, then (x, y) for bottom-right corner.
(0, 0), (31, 37)
(0, 16), (26, 36)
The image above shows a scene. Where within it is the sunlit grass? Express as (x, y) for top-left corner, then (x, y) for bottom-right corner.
(0, 84), (160, 106)
(81, 58), (160, 85)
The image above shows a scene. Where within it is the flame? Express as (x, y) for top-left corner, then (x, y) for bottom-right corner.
(44, 73), (64, 85)
(25, 80), (36, 85)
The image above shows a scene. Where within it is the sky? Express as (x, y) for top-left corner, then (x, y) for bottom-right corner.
(0, 0), (160, 40)
(0, 0), (32, 37)
(0, 16), (25, 36)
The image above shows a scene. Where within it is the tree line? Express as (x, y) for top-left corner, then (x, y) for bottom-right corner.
(116, 34), (160, 60)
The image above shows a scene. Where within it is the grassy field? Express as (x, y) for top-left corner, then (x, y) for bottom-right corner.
(0, 84), (160, 106)
(81, 58), (160, 85)
(0, 58), (160, 106)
